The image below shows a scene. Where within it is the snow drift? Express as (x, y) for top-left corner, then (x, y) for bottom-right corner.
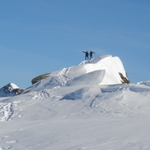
(1, 55), (150, 150)
(28, 55), (129, 92)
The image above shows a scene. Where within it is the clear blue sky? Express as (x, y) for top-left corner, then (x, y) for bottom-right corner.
(0, 0), (150, 88)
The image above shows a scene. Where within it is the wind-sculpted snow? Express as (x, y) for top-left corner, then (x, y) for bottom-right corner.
(2, 82), (149, 122)
(1, 56), (150, 150)
(0, 81), (150, 124)
(66, 70), (105, 86)
(57, 83), (150, 118)
(5, 82), (149, 122)
(25, 55), (129, 93)
(1, 81), (150, 149)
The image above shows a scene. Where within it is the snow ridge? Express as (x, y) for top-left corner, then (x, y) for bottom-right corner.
(26, 55), (129, 92)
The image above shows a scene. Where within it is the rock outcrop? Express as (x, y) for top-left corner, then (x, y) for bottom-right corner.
(0, 83), (24, 97)
(31, 73), (50, 84)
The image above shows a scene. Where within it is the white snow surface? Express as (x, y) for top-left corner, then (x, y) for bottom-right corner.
(0, 55), (150, 150)
(9, 83), (19, 89)
(29, 55), (128, 91)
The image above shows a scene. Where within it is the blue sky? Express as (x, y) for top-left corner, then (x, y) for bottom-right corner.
(0, 0), (150, 88)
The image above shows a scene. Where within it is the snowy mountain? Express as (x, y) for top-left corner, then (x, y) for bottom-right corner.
(26, 55), (129, 92)
(0, 83), (24, 97)
(0, 55), (150, 150)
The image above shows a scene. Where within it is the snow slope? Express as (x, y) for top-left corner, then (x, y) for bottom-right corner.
(0, 55), (150, 150)
(27, 55), (129, 92)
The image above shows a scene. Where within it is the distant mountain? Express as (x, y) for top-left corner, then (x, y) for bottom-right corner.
(0, 83), (24, 97)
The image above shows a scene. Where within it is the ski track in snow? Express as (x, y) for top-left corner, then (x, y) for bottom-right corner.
(0, 100), (21, 121)
(0, 103), (14, 121)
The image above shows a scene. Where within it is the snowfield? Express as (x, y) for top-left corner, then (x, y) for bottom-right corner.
(0, 55), (150, 150)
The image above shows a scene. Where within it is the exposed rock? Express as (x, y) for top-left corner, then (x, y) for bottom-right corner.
(119, 72), (130, 83)
(31, 73), (50, 84)
(0, 83), (24, 97)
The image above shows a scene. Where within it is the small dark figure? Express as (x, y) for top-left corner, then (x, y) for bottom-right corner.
(82, 51), (89, 60)
(90, 50), (95, 59)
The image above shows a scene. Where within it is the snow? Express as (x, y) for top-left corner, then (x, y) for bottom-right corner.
(28, 55), (128, 92)
(0, 55), (150, 150)
(9, 83), (19, 89)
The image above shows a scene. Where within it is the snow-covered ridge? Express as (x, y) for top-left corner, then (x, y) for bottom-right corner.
(30, 55), (129, 91)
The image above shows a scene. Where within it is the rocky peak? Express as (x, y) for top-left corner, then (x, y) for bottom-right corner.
(0, 83), (24, 97)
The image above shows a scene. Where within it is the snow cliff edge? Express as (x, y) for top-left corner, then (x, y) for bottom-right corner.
(30, 55), (129, 91)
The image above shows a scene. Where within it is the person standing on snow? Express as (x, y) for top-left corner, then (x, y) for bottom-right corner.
(90, 50), (95, 59)
(82, 51), (89, 60)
